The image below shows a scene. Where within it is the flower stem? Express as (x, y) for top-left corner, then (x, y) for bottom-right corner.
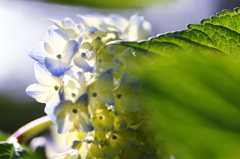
(7, 116), (53, 144)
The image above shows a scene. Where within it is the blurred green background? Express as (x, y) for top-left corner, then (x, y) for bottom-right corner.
(1, 0), (240, 137)
(142, 56), (240, 159)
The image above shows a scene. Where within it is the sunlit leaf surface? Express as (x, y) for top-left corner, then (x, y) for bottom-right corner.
(116, 8), (240, 56)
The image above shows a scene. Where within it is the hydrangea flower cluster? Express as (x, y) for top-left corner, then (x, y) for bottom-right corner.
(26, 13), (160, 159)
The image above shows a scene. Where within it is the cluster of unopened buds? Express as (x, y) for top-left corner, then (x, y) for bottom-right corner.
(26, 13), (160, 159)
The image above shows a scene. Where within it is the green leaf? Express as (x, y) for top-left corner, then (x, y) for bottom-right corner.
(0, 142), (31, 159)
(107, 8), (240, 159)
(31, 146), (48, 159)
(112, 8), (240, 57)
(41, 0), (167, 9)
(142, 57), (240, 159)
(0, 142), (14, 159)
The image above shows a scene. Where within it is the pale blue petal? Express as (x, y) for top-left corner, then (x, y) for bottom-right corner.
(61, 40), (78, 64)
(77, 24), (85, 32)
(73, 57), (93, 72)
(59, 86), (65, 102)
(45, 57), (72, 77)
(76, 93), (88, 107)
(53, 101), (69, 118)
(78, 37), (83, 45)
(44, 92), (60, 123)
(80, 27), (99, 37)
(86, 27), (99, 33)
(113, 59), (119, 64)
(28, 42), (46, 64)
(44, 104), (57, 123)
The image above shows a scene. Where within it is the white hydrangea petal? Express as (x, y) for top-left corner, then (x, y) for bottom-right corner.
(54, 149), (78, 157)
(91, 108), (114, 131)
(143, 20), (153, 37)
(43, 42), (55, 55)
(44, 26), (69, 55)
(77, 15), (90, 30)
(49, 19), (62, 30)
(103, 141), (121, 159)
(87, 51), (96, 62)
(88, 90), (114, 115)
(90, 143), (106, 158)
(61, 18), (80, 38)
(76, 110), (93, 132)
(97, 91), (114, 105)
(63, 75), (86, 103)
(73, 56), (93, 72)
(77, 72), (86, 86)
(78, 142), (95, 159)
(127, 15), (152, 41)
(114, 72), (135, 93)
(114, 128), (135, 149)
(45, 57), (72, 77)
(99, 60), (119, 72)
(54, 95), (90, 133)
(34, 63), (60, 86)
(115, 92), (142, 115)
(50, 17), (80, 39)
(109, 14), (129, 33)
(93, 69), (114, 92)
(80, 27), (99, 37)
(66, 131), (88, 147)
(28, 42), (46, 64)
(26, 84), (54, 103)
(61, 40), (78, 65)
(88, 70), (114, 114)
(64, 73), (86, 102)
(57, 111), (74, 134)
(71, 72), (86, 95)
(94, 30), (107, 38)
